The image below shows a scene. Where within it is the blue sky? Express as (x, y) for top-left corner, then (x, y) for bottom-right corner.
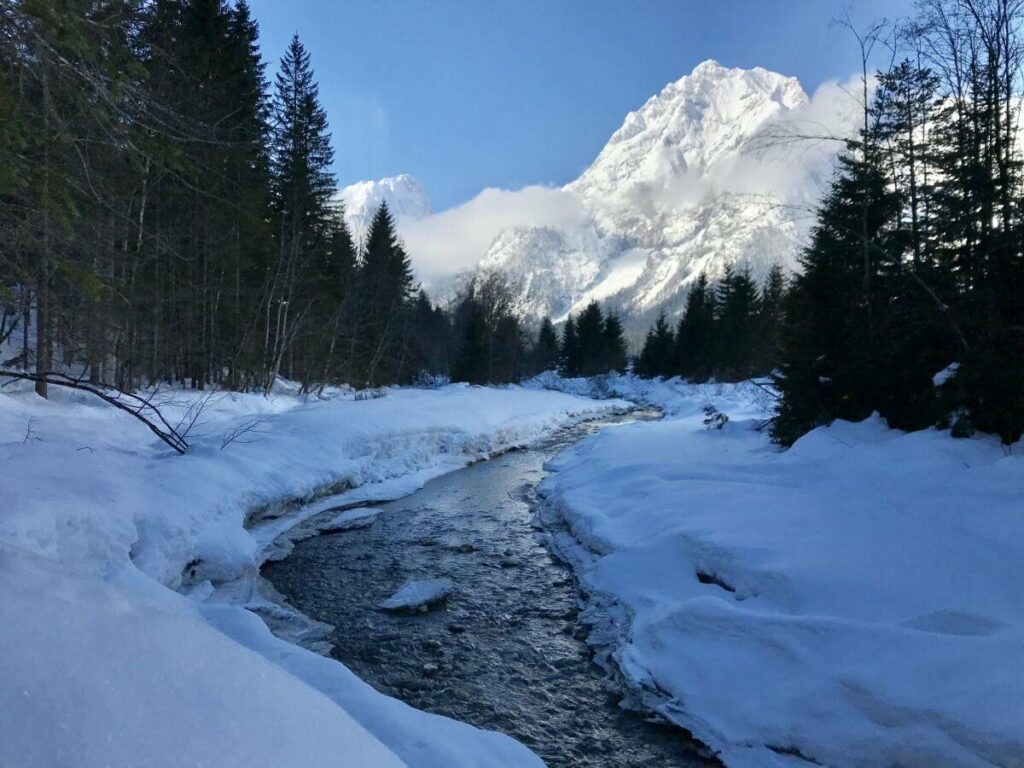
(247, 0), (911, 211)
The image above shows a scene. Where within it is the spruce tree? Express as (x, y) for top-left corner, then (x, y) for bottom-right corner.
(264, 32), (335, 388)
(601, 312), (628, 373)
(754, 264), (787, 375)
(772, 149), (901, 445)
(674, 273), (716, 381)
(575, 301), (605, 376)
(559, 315), (581, 377)
(532, 317), (561, 374)
(358, 202), (416, 385)
(636, 312), (675, 379)
(715, 264), (761, 380)
(452, 301), (488, 385)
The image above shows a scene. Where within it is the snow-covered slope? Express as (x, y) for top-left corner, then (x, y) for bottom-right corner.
(337, 174), (432, 245)
(480, 60), (845, 323)
(539, 376), (1024, 767)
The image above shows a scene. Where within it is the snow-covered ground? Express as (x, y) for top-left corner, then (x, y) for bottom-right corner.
(539, 376), (1024, 767)
(0, 379), (621, 768)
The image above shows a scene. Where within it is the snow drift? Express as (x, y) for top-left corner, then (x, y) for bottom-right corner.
(539, 377), (1024, 768)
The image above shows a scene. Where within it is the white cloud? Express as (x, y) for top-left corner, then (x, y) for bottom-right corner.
(399, 185), (589, 285)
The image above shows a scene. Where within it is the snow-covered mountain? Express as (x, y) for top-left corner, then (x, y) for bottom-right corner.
(480, 60), (845, 324)
(337, 61), (851, 323)
(336, 174), (432, 245)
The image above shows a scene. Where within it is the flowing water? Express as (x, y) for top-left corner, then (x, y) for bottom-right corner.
(262, 411), (713, 767)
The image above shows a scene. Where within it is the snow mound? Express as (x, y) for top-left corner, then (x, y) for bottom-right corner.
(320, 506), (381, 533)
(380, 578), (455, 612)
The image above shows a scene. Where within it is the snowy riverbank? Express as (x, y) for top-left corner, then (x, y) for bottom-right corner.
(0, 381), (622, 768)
(539, 376), (1024, 767)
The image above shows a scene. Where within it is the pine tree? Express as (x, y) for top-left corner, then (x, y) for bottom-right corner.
(491, 314), (526, 382)
(715, 264), (761, 380)
(452, 301), (488, 385)
(772, 149), (902, 445)
(575, 301), (605, 376)
(357, 202), (415, 385)
(674, 273), (716, 381)
(407, 290), (450, 380)
(532, 317), (561, 374)
(636, 312), (675, 378)
(559, 315), (581, 377)
(601, 312), (628, 373)
(753, 264), (787, 375)
(260, 33), (336, 388)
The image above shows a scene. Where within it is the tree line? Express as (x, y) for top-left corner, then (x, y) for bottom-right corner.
(634, 0), (1024, 448)
(0, 0), (633, 397)
(634, 264), (787, 382)
(774, 0), (1024, 446)
(0, 0), (485, 396)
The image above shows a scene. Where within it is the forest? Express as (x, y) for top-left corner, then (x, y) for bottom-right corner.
(4, 0), (1024, 448)
(0, 0), (565, 397)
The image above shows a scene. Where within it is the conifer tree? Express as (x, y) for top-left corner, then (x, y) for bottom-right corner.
(772, 149), (901, 445)
(715, 264), (761, 380)
(559, 315), (581, 377)
(674, 273), (716, 381)
(452, 301), (488, 385)
(358, 202), (416, 385)
(754, 264), (787, 375)
(636, 312), (675, 378)
(601, 312), (628, 373)
(262, 32), (335, 388)
(575, 301), (606, 376)
(532, 317), (561, 374)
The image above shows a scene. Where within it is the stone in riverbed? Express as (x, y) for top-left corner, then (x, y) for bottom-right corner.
(379, 578), (454, 612)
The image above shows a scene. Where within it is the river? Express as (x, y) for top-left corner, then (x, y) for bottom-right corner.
(262, 411), (713, 767)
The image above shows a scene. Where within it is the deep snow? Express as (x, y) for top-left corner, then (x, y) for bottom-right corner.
(538, 376), (1024, 767)
(0, 380), (621, 768)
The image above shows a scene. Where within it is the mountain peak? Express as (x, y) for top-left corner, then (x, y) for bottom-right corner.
(483, 63), (838, 328)
(570, 62), (808, 205)
(337, 174), (432, 242)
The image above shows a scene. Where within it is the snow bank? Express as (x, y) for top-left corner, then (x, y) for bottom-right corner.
(0, 381), (616, 767)
(540, 376), (1024, 768)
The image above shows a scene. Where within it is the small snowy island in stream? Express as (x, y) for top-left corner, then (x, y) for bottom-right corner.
(379, 578), (456, 612)
(320, 506), (382, 533)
